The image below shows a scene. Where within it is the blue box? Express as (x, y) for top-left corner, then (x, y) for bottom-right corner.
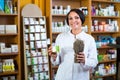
(0, 0), (4, 11)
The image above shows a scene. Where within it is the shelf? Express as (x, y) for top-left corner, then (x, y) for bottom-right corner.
(24, 24), (45, 26)
(52, 14), (66, 17)
(0, 13), (18, 16)
(107, 44), (120, 48)
(0, 71), (18, 76)
(52, 14), (89, 18)
(27, 63), (48, 66)
(52, 32), (61, 35)
(97, 45), (114, 49)
(0, 53), (18, 57)
(26, 55), (43, 58)
(99, 59), (116, 64)
(52, 0), (80, 1)
(92, 16), (120, 19)
(52, 65), (58, 69)
(91, 31), (119, 34)
(93, 74), (116, 79)
(92, 0), (120, 3)
(0, 0), (20, 79)
(0, 34), (18, 36)
(46, 0), (120, 80)
(22, 6), (50, 79)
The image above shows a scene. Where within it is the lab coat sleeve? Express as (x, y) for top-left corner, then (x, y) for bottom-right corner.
(82, 37), (98, 71)
(50, 33), (63, 66)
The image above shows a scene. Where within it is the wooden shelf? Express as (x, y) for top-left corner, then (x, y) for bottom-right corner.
(92, 0), (120, 3)
(0, 34), (18, 36)
(0, 53), (18, 57)
(0, 13), (18, 16)
(92, 16), (120, 19)
(52, 32), (61, 35)
(27, 63), (48, 66)
(52, 65), (59, 69)
(93, 74), (116, 79)
(52, 0), (80, 1)
(0, 0), (21, 79)
(99, 59), (116, 64)
(0, 71), (18, 76)
(52, 14), (66, 17)
(52, 14), (89, 17)
(91, 0), (119, 79)
(91, 31), (119, 34)
(97, 45), (113, 49)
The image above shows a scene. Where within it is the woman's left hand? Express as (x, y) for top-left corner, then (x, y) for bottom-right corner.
(76, 52), (85, 64)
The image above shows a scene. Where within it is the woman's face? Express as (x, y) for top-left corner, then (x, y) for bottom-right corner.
(68, 11), (82, 30)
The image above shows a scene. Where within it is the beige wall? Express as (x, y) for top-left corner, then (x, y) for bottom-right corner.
(20, 0), (45, 16)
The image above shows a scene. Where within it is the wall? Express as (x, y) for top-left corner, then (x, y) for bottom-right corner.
(20, 0), (45, 16)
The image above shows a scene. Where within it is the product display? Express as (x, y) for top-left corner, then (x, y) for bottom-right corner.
(0, 0), (20, 79)
(23, 16), (50, 80)
(21, 4), (50, 80)
(91, 0), (120, 80)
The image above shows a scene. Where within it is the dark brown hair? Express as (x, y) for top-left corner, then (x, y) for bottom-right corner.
(66, 9), (85, 25)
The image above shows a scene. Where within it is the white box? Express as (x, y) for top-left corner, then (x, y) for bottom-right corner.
(35, 33), (40, 40)
(9, 76), (16, 80)
(29, 18), (34, 24)
(5, 25), (17, 34)
(24, 18), (29, 25)
(30, 34), (34, 40)
(1, 48), (11, 53)
(2, 77), (8, 80)
(0, 25), (5, 34)
(11, 45), (18, 52)
(35, 25), (41, 32)
(36, 41), (41, 48)
(41, 41), (47, 48)
(41, 33), (47, 40)
(0, 43), (5, 53)
(30, 26), (35, 32)
(40, 28), (46, 32)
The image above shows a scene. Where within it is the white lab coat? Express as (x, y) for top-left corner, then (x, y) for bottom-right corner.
(51, 31), (98, 80)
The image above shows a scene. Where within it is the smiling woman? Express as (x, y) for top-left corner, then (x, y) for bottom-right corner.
(66, 9), (85, 35)
(48, 8), (98, 80)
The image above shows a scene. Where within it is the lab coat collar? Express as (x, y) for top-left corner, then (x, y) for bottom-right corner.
(68, 30), (85, 39)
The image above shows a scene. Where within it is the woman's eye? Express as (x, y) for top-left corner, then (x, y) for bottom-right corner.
(75, 17), (80, 19)
(68, 17), (73, 20)
(68, 16), (80, 20)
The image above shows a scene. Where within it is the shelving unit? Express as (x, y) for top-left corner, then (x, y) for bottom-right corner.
(22, 16), (50, 80)
(44, 0), (120, 80)
(21, 4), (50, 80)
(0, 0), (21, 80)
(46, 0), (91, 43)
(91, 0), (120, 80)
(45, 0), (91, 80)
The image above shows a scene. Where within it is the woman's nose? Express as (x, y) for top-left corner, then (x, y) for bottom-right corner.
(71, 18), (76, 22)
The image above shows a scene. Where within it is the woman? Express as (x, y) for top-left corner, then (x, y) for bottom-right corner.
(48, 9), (98, 80)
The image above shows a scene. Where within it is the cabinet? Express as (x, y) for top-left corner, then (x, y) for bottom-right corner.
(0, 0), (21, 80)
(45, 0), (120, 80)
(21, 4), (50, 80)
(45, 0), (91, 80)
(91, 0), (120, 80)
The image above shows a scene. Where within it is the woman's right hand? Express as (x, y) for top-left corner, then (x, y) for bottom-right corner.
(48, 46), (57, 61)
